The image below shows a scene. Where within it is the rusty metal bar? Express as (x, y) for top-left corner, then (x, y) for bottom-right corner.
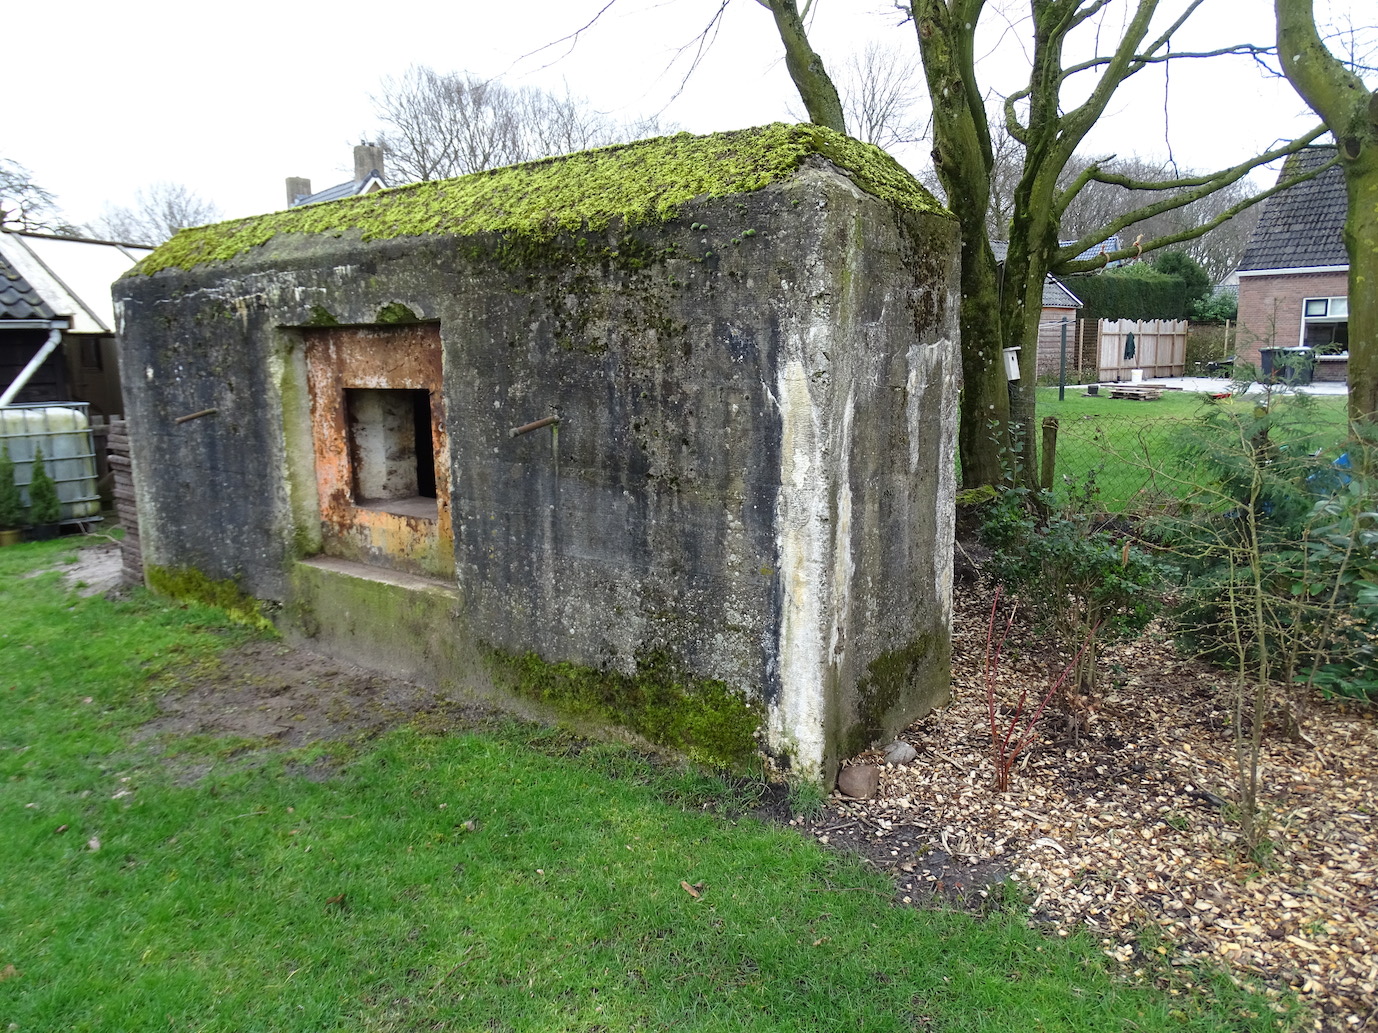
(508, 416), (559, 438)
(175, 408), (219, 424)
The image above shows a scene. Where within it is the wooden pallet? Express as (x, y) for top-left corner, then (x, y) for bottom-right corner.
(1107, 385), (1164, 401)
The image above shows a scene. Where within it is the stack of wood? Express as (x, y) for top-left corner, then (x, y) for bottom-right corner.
(1107, 385), (1164, 401)
(106, 419), (142, 585)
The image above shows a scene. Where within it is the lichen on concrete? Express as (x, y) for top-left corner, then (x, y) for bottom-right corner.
(129, 124), (944, 276)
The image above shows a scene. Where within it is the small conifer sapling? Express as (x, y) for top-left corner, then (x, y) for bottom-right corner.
(27, 447), (62, 526)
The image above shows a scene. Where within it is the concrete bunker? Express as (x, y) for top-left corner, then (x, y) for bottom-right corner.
(114, 124), (960, 781)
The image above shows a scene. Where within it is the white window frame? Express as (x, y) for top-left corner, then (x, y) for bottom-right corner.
(1299, 295), (1348, 347)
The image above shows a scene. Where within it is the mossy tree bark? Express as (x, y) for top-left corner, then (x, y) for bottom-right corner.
(1275, 0), (1378, 429)
(913, 0), (1010, 486)
(754, 0), (847, 133)
(758, 0), (1325, 487)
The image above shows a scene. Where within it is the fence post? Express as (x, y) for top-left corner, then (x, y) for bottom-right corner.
(1059, 318), (1068, 400)
(1040, 416), (1058, 491)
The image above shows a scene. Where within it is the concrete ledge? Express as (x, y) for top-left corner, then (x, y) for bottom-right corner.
(286, 556), (486, 697)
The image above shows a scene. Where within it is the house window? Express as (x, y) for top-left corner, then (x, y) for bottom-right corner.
(1301, 296), (1348, 353)
(344, 388), (437, 518)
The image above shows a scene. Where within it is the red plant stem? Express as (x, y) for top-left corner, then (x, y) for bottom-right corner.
(985, 589), (1102, 789)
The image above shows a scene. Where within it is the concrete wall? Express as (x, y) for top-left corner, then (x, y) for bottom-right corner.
(115, 162), (959, 780)
(1236, 269), (1349, 367)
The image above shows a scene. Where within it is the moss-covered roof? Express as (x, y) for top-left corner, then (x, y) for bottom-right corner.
(132, 124), (944, 275)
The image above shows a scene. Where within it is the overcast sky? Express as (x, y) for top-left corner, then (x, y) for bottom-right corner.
(10, 0), (1364, 232)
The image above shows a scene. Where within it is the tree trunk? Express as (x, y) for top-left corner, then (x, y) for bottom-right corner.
(911, 0), (1013, 486)
(955, 240), (1012, 487)
(1274, 0), (1377, 428)
(758, 0), (847, 132)
(1341, 147), (1377, 426)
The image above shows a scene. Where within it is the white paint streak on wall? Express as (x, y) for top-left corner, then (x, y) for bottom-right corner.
(770, 355), (830, 777)
(828, 388), (855, 668)
(909, 337), (959, 622)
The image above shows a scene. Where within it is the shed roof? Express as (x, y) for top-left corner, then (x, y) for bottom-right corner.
(989, 241), (1084, 309)
(0, 230), (153, 332)
(0, 250), (56, 321)
(1237, 146), (1346, 272)
(133, 124), (945, 276)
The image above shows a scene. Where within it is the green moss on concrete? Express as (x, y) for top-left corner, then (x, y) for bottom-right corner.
(490, 648), (762, 770)
(146, 565), (275, 631)
(844, 636), (935, 756)
(130, 124), (945, 275)
(956, 485), (998, 507)
(304, 306), (339, 327)
(375, 303), (420, 324)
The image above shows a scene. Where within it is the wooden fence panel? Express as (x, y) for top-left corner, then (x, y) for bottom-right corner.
(1098, 318), (1187, 381)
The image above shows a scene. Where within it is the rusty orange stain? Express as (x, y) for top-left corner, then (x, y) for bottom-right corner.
(304, 325), (454, 580)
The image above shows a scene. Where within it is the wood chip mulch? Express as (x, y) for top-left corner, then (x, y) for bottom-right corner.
(808, 581), (1377, 1032)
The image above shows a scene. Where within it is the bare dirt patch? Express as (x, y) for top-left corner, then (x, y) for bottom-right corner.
(22, 537), (125, 596)
(141, 639), (500, 750)
(64, 539), (125, 596)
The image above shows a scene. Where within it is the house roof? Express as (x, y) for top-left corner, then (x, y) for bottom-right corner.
(0, 251), (57, 321)
(132, 124), (948, 276)
(989, 241), (1085, 309)
(1237, 146), (1346, 272)
(0, 231), (154, 333)
(292, 172), (387, 207)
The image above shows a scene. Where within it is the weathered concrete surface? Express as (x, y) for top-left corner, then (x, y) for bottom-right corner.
(115, 127), (959, 780)
(304, 324), (453, 580)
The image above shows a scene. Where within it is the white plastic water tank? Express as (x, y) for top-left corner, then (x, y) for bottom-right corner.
(0, 404), (101, 521)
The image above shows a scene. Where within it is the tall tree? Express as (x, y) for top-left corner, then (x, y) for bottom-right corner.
(923, 128), (1265, 282)
(758, 0), (1325, 486)
(93, 183), (221, 245)
(374, 66), (667, 183)
(1275, 0), (1377, 425)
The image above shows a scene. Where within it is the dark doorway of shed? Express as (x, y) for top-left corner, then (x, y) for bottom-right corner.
(345, 387), (437, 518)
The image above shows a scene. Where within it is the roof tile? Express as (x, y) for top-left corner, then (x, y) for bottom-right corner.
(0, 252), (56, 320)
(1237, 146), (1347, 271)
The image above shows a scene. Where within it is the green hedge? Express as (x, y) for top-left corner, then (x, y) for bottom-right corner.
(1065, 267), (1192, 321)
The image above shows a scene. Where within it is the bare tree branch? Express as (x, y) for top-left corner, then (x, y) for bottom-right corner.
(754, 0), (846, 130)
(92, 183), (221, 245)
(374, 67), (669, 184)
(515, 1), (622, 73)
(1057, 42), (1274, 86)
(1052, 127), (1331, 272)
(0, 159), (81, 235)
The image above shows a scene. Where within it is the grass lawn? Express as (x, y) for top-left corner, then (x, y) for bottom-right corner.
(1034, 388), (1350, 511)
(0, 539), (1290, 1031)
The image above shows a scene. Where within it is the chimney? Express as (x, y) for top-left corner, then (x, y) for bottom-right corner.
(354, 142), (385, 184)
(286, 177), (311, 207)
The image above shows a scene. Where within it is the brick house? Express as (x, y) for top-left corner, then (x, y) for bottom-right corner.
(1236, 146), (1349, 382)
(285, 143), (387, 208)
(1, 229), (153, 415)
